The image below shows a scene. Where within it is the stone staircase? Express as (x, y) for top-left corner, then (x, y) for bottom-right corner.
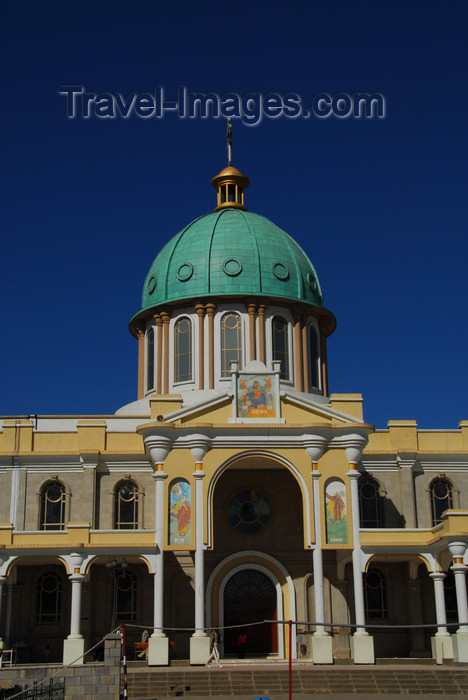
(126, 662), (468, 698)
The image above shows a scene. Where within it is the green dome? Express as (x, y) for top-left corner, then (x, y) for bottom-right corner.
(134, 208), (325, 318)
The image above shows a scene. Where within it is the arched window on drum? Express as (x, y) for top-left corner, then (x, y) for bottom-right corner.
(221, 312), (243, 377)
(146, 327), (155, 392)
(174, 317), (192, 383)
(308, 325), (319, 389)
(272, 316), (290, 380)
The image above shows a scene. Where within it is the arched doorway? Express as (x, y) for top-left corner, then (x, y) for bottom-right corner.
(223, 569), (277, 656)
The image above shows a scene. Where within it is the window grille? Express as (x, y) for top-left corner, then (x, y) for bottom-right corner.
(221, 312), (242, 377)
(36, 572), (62, 624)
(430, 478), (453, 526)
(174, 317), (192, 382)
(272, 316), (290, 380)
(40, 481), (66, 530)
(114, 480), (139, 529)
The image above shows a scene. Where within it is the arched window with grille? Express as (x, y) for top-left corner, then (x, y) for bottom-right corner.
(114, 480), (139, 529)
(364, 567), (387, 619)
(359, 476), (383, 528)
(174, 317), (192, 383)
(40, 480), (66, 530)
(146, 327), (155, 392)
(430, 478), (453, 526)
(272, 316), (290, 380)
(308, 325), (319, 389)
(221, 312), (242, 377)
(116, 569), (137, 622)
(36, 572), (62, 624)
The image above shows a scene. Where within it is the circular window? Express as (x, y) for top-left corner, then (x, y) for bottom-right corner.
(307, 272), (317, 291)
(147, 275), (158, 294)
(272, 262), (289, 280)
(222, 258), (243, 277)
(177, 263), (194, 281)
(227, 490), (270, 534)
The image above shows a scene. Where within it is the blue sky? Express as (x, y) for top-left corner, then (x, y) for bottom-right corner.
(1, 0), (467, 428)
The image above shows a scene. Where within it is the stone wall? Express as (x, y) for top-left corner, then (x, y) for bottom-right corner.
(0, 634), (121, 699)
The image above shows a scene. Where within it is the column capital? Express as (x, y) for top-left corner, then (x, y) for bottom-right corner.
(311, 470), (322, 479)
(152, 470), (168, 481)
(144, 434), (173, 465)
(451, 563), (468, 574)
(69, 573), (85, 583)
(193, 469), (205, 479)
(194, 302), (205, 317)
(188, 436), (212, 463)
(154, 313), (163, 327)
(430, 571), (446, 581)
(304, 437), (327, 463)
(204, 302), (217, 316)
(448, 541), (468, 559)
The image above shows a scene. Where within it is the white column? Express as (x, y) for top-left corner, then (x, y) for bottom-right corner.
(148, 467), (169, 666)
(310, 462), (333, 664)
(311, 470), (326, 633)
(347, 458), (374, 664)
(452, 564), (468, 630)
(189, 437), (211, 665)
(449, 541), (468, 662)
(348, 468), (366, 634)
(144, 436), (172, 666)
(193, 468), (206, 636)
(153, 469), (167, 637)
(429, 571), (453, 664)
(69, 574), (85, 638)
(63, 555), (86, 665)
(431, 572), (448, 635)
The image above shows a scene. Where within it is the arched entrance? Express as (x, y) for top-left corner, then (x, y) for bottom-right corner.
(223, 569), (277, 657)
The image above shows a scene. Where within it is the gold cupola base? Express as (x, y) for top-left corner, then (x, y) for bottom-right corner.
(212, 166), (249, 211)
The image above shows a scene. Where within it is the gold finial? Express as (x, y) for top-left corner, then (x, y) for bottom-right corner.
(212, 121), (249, 211)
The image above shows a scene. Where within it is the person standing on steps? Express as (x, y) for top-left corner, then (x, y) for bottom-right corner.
(237, 631), (247, 659)
(205, 628), (222, 668)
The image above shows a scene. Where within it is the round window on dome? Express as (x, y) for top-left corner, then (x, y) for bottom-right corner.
(147, 275), (158, 294)
(307, 272), (317, 291)
(177, 263), (194, 282)
(222, 258), (243, 277)
(272, 262), (289, 281)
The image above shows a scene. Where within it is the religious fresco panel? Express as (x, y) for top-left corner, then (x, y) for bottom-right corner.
(169, 478), (191, 545)
(325, 479), (348, 544)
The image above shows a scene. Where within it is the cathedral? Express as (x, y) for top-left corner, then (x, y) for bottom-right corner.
(0, 158), (467, 668)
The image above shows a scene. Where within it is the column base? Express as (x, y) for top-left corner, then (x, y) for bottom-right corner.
(63, 636), (85, 666)
(350, 633), (375, 664)
(311, 633), (333, 664)
(190, 635), (211, 665)
(148, 635), (169, 666)
(431, 634), (454, 664)
(452, 630), (468, 663)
